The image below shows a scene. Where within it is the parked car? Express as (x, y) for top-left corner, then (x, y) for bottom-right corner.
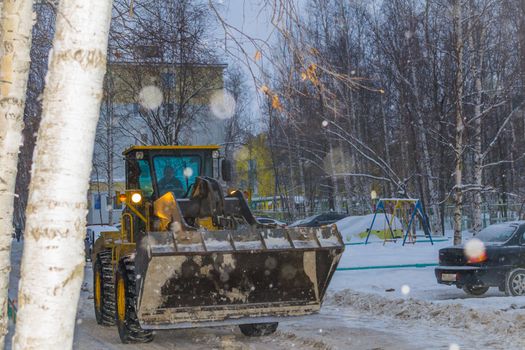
(435, 221), (525, 296)
(256, 217), (287, 227)
(289, 212), (348, 228)
(85, 225), (119, 261)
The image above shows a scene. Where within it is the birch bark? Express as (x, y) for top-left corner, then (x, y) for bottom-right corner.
(468, 2), (485, 235)
(0, 0), (34, 346)
(13, 0), (113, 348)
(452, 0), (465, 245)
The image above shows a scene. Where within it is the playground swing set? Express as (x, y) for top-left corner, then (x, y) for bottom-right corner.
(364, 198), (434, 246)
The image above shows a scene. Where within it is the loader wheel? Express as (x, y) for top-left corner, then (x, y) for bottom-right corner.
(93, 250), (115, 326)
(115, 257), (153, 344)
(239, 322), (278, 336)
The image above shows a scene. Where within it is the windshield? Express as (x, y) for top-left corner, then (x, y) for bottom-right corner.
(153, 155), (201, 198)
(476, 224), (517, 243)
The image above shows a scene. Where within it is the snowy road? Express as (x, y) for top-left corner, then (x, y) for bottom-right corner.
(74, 265), (418, 350)
(7, 238), (525, 349)
(71, 265), (525, 350)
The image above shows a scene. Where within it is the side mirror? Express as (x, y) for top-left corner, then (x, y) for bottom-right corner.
(221, 159), (233, 182)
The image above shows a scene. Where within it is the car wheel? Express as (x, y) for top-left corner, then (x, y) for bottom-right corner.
(462, 284), (489, 296)
(505, 268), (525, 296)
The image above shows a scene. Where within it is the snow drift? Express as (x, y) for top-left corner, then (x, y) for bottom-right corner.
(335, 214), (403, 243)
(329, 289), (525, 349)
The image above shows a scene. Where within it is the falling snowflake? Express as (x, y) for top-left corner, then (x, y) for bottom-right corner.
(322, 120), (329, 127)
(183, 167), (193, 178)
(449, 343), (460, 350)
(401, 284), (411, 295)
(210, 89), (236, 119)
(138, 85), (163, 110)
(464, 238), (486, 262)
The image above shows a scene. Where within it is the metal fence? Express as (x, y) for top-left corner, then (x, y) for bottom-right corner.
(443, 203), (524, 231)
(254, 201), (525, 230)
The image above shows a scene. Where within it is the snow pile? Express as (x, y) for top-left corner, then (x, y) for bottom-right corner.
(335, 214), (403, 242)
(329, 289), (525, 348)
(274, 331), (331, 350)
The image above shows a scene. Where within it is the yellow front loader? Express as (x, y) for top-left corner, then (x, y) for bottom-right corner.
(92, 145), (344, 343)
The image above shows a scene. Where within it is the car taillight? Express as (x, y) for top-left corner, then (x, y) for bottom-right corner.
(467, 251), (487, 264)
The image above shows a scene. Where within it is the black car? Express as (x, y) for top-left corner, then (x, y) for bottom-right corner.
(256, 217), (288, 227)
(289, 212), (348, 228)
(435, 221), (525, 296)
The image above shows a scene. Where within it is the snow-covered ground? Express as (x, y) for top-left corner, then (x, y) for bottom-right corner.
(6, 230), (525, 349)
(336, 213), (403, 243)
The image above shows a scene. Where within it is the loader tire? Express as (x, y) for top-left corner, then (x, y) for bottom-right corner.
(94, 250), (115, 326)
(239, 322), (278, 336)
(115, 257), (153, 344)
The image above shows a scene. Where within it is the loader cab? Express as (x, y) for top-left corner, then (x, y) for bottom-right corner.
(123, 145), (223, 200)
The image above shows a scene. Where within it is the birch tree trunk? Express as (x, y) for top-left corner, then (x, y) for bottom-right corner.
(407, 39), (442, 234)
(0, 0), (34, 347)
(452, 0), (465, 245)
(13, 0), (113, 348)
(468, 2), (485, 235)
(327, 138), (341, 212)
(105, 72), (115, 225)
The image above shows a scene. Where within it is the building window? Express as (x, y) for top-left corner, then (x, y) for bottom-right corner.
(134, 45), (160, 59)
(162, 73), (175, 88)
(94, 194), (101, 210)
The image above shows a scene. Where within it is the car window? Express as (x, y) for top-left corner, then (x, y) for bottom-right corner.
(292, 215), (317, 226)
(476, 224), (517, 243)
(316, 215), (328, 222)
(329, 213), (345, 220)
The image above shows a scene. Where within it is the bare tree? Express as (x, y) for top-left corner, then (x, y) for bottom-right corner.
(13, 1), (56, 233)
(110, 0), (221, 146)
(223, 66), (252, 161)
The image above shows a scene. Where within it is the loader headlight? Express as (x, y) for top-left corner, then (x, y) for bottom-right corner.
(118, 193), (127, 204)
(131, 193), (142, 204)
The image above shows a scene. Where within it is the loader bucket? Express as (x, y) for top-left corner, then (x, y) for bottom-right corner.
(134, 225), (344, 329)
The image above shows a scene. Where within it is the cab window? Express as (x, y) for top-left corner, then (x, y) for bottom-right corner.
(138, 160), (154, 198)
(153, 155), (201, 198)
(128, 159), (154, 199)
